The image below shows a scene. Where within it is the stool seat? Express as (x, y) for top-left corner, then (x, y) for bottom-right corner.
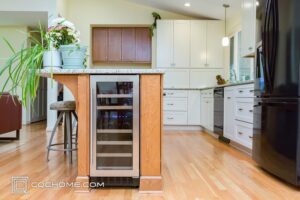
(50, 101), (76, 111)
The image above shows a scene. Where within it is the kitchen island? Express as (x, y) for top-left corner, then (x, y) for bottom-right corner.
(41, 68), (164, 192)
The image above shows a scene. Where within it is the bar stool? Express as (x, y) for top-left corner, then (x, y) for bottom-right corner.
(47, 101), (78, 163)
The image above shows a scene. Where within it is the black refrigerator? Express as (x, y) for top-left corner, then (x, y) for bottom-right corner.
(253, 0), (300, 186)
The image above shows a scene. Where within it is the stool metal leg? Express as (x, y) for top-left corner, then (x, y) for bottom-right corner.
(47, 112), (64, 161)
(65, 111), (72, 163)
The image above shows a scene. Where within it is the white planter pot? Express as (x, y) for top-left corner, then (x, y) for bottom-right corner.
(43, 50), (62, 69)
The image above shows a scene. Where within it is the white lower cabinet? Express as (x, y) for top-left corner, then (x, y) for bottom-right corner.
(224, 84), (254, 149)
(200, 89), (214, 131)
(224, 87), (235, 140)
(164, 90), (201, 126)
(164, 111), (188, 125)
(188, 91), (201, 125)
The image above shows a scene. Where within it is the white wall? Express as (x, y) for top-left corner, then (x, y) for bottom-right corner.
(63, 0), (192, 68)
(0, 26), (30, 125)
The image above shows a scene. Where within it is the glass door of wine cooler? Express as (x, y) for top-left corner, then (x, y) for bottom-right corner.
(90, 75), (139, 177)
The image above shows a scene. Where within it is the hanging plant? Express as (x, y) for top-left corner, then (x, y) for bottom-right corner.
(149, 12), (161, 37)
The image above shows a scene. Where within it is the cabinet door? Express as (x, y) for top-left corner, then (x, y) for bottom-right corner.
(190, 69), (225, 88)
(190, 21), (206, 68)
(122, 28), (136, 61)
(135, 28), (151, 62)
(108, 28), (122, 62)
(156, 20), (173, 68)
(224, 88), (235, 140)
(164, 69), (189, 89)
(92, 28), (108, 62)
(188, 91), (201, 125)
(200, 96), (207, 127)
(206, 21), (224, 68)
(173, 20), (190, 68)
(207, 98), (214, 131)
(241, 0), (256, 57)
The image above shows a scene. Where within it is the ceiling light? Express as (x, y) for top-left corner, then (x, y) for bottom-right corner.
(222, 4), (230, 47)
(184, 2), (191, 7)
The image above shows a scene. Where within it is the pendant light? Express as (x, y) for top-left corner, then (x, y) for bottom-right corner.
(222, 4), (230, 47)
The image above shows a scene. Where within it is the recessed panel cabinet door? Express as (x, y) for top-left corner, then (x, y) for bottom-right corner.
(173, 20), (190, 68)
(135, 28), (151, 62)
(108, 28), (122, 62)
(122, 28), (136, 61)
(190, 21), (207, 68)
(206, 21), (224, 68)
(92, 28), (108, 62)
(188, 91), (201, 125)
(224, 88), (235, 140)
(156, 20), (173, 68)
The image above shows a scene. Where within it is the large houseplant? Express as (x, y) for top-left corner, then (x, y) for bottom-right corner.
(0, 25), (48, 106)
(48, 18), (87, 69)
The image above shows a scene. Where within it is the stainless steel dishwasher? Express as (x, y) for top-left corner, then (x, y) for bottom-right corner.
(90, 75), (140, 187)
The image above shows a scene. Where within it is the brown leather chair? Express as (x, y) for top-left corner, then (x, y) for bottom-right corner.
(0, 92), (22, 140)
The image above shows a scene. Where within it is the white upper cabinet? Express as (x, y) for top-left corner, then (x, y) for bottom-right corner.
(206, 21), (225, 69)
(157, 20), (224, 70)
(173, 20), (190, 68)
(157, 20), (173, 68)
(190, 21), (206, 68)
(241, 0), (256, 57)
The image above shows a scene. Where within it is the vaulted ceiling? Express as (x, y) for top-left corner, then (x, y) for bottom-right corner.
(126, 0), (242, 19)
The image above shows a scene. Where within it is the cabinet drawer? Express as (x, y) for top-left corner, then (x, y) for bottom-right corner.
(235, 100), (254, 123)
(234, 121), (253, 149)
(200, 89), (214, 98)
(235, 84), (254, 98)
(164, 90), (188, 98)
(164, 98), (188, 111)
(164, 111), (188, 125)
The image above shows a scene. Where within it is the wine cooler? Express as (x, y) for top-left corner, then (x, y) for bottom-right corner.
(90, 75), (139, 180)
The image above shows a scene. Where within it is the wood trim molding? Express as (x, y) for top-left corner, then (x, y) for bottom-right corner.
(139, 176), (163, 193)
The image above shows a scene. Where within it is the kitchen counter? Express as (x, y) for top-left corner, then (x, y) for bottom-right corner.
(164, 80), (254, 91)
(40, 69), (163, 192)
(40, 68), (165, 76)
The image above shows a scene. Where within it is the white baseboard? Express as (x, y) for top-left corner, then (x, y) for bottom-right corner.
(164, 125), (203, 131)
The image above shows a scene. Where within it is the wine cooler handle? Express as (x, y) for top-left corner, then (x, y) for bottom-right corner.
(91, 87), (95, 166)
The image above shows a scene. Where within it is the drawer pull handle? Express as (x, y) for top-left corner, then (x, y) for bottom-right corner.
(249, 110), (253, 113)
(167, 117), (174, 120)
(167, 93), (174, 95)
(167, 103), (174, 106)
(227, 97), (231, 99)
(238, 108), (243, 111)
(238, 132), (243, 135)
(249, 90), (254, 93)
(239, 90), (244, 93)
(249, 136), (253, 139)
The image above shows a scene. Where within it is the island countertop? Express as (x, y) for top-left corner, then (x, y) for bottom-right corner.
(40, 68), (165, 76)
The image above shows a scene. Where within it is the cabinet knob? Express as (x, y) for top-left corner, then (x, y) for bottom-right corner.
(163, 93), (166, 96)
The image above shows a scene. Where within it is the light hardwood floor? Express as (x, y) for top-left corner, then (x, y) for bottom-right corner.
(0, 122), (300, 200)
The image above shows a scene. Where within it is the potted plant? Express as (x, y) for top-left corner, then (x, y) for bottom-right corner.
(0, 25), (48, 105)
(48, 18), (87, 69)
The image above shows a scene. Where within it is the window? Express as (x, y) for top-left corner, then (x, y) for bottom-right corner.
(229, 31), (254, 82)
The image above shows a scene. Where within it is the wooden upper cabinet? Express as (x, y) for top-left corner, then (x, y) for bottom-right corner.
(136, 28), (151, 62)
(92, 27), (152, 64)
(122, 28), (136, 61)
(92, 28), (108, 62)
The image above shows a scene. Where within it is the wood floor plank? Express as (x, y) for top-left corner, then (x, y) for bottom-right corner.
(0, 123), (300, 199)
